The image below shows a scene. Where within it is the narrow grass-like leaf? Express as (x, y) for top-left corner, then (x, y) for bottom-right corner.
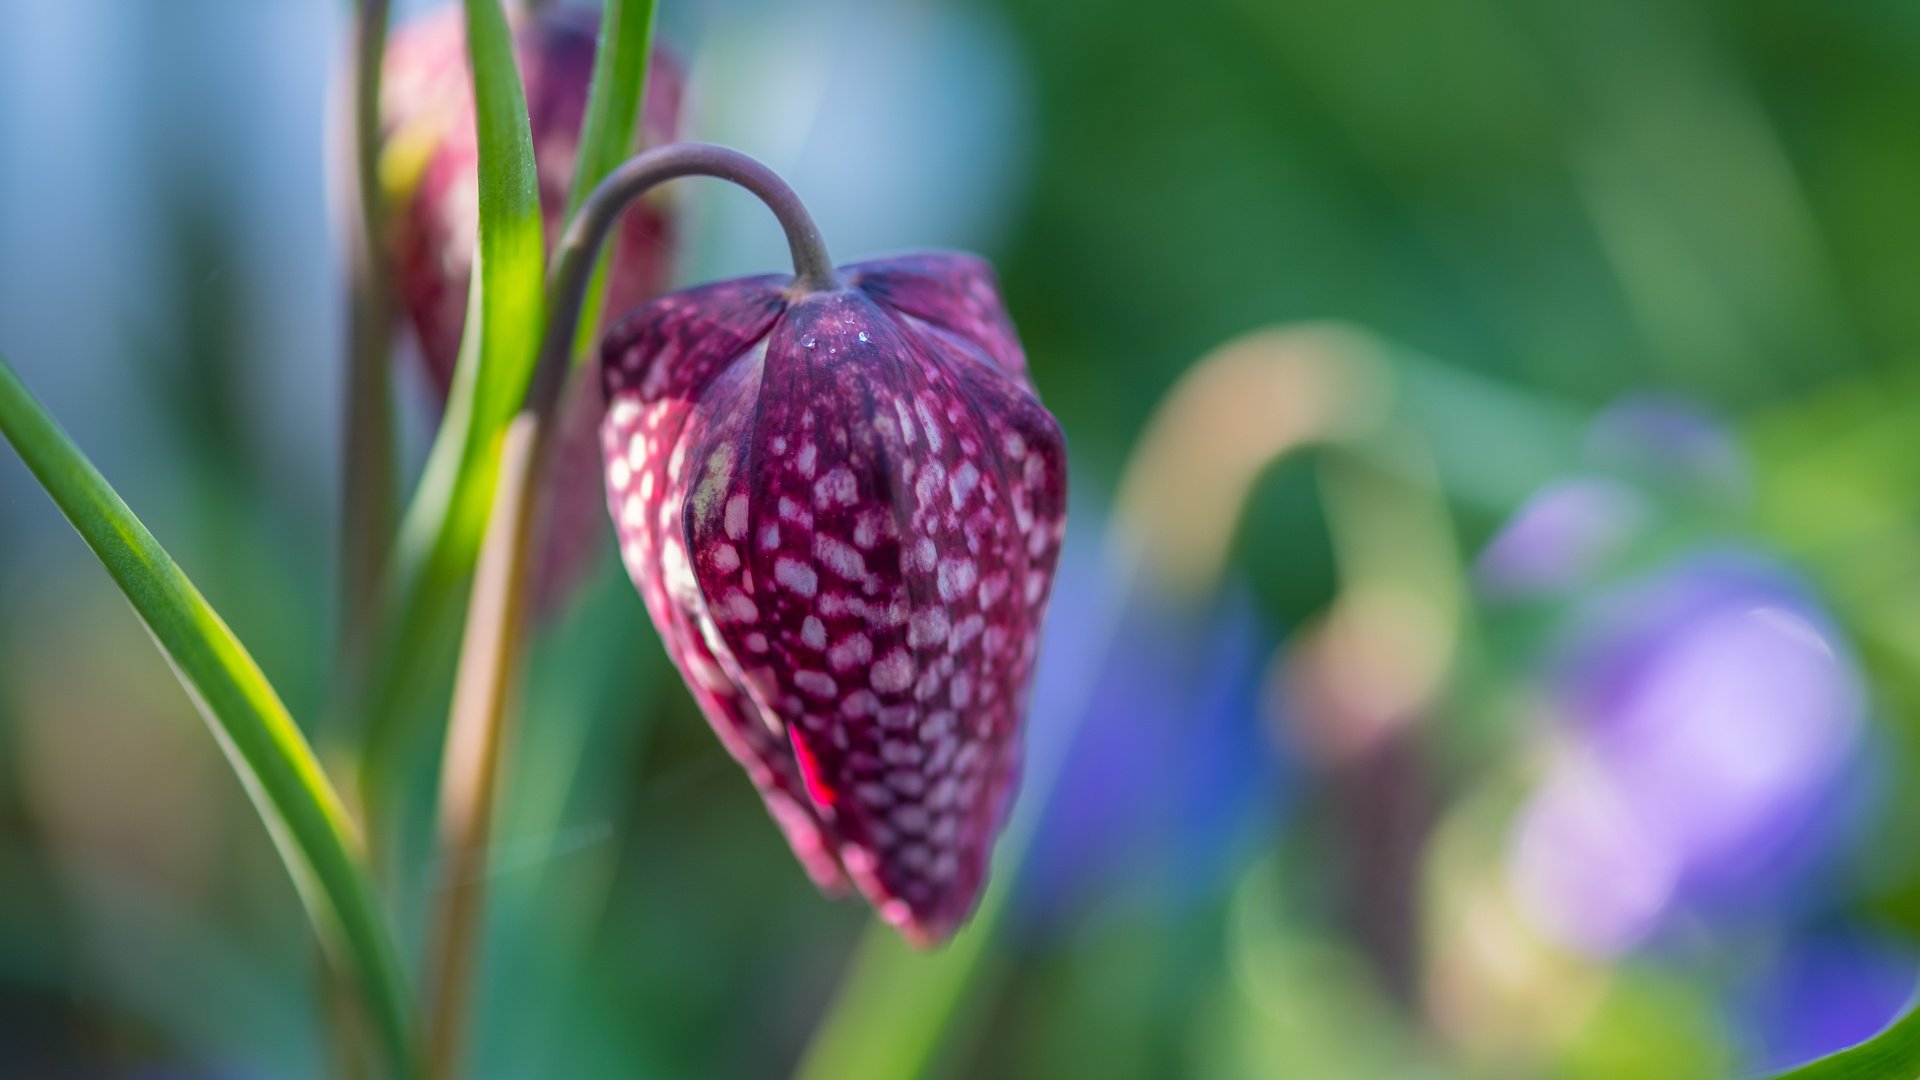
(454, 0), (547, 434)
(566, 0), (658, 219)
(0, 354), (418, 1077)
(563, 0), (658, 358)
(1770, 1006), (1920, 1079)
(363, 0), (548, 788)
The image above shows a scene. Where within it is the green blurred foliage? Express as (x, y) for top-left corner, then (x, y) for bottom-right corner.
(7, 0), (1920, 1075)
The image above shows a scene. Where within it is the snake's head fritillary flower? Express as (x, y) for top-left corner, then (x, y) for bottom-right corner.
(600, 253), (1067, 945)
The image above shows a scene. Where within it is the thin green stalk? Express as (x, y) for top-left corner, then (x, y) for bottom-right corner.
(418, 12), (660, 1037)
(418, 4), (659, 1069)
(331, 6), (397, 1064)
(0, 353), (419, 1077)
(339, 0), (398, 678)
(424, 412), (547, 1080)
(405, 3), (550, 1072)
(539, 143), (837, 418)
(562, 0), (658, 360)
(565, 0), (657, 219)
(355, 0), (550, 856)
(356, 0), (663, 839)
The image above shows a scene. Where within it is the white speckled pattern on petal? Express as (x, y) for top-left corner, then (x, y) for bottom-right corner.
(602, 254), (1066, 945)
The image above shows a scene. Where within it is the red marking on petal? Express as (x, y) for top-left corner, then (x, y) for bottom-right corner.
(789, 727), (839, 809)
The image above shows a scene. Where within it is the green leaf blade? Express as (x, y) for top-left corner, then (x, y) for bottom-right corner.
(364, 0), (550, 783)
(566, 0), (658, 220)
(1769, 1005), (1920, 1079)
(0, 354), (419, 1077)
(462, 0), (548, 434)
(565, 0), (658, 358)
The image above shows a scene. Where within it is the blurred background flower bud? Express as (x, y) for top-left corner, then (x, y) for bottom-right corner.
(381, 4), (682, 389)
(1506, 551), (1867, 956)
(381, 4), (684, 611)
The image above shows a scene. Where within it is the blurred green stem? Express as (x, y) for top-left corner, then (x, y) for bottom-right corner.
(424, 410), (546, 1079)
(561, 0), (662, 359)
(339, 0), (398, 691)
(420, 141), (828, 1077)
(332, 6), (395, 1068)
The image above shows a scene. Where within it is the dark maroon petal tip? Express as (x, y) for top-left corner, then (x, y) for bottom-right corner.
(848, 252), (1029, 381)
(603, 257), (1066, 945)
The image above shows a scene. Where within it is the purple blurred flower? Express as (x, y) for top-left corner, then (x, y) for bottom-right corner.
(1476, 395), (1748, 603)
(1506, 551), (1867, 956)
(1732, 929), (1916, 1073)
(1014, 551), (1286, 929)
(1476, 476), (1650, 601)
(1585, 394), (1749, 505)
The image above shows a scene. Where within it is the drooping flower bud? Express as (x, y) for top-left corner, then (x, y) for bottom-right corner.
(381, 6), (682, 608)
(382, 4), (682, 389)
(600, 254), (1067, 945)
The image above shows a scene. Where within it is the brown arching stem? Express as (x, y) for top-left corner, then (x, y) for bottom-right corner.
(529, 141), (838, 414)
(424, 142), (834, 1080)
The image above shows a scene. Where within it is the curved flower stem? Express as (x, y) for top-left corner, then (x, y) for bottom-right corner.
(531, 141), (837, 414)
(424, 142), (832, 1078)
